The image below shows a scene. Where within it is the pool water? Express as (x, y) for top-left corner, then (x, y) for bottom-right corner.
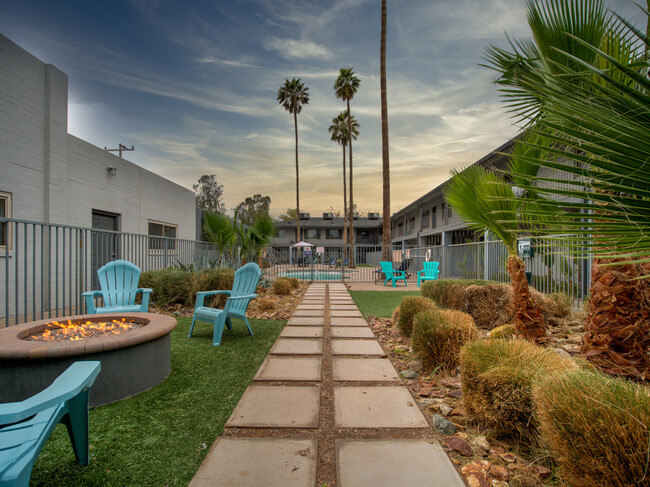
(280, 271), (348, 281)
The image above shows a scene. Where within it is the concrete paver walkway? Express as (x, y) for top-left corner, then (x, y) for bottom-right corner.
(190, 283), (465, 486)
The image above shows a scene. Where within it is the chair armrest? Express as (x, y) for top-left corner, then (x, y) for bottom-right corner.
(0, 361), (101, 425)
(137, 288), (153, 294)
(393, 271), (406, 277)
(137, 288), (153, 310)
(226, 293), (258, 301)
(417, 270), (424, 277)
(195, 290), (231, 308)
(82, 290), (103, 314)
(82, 290), (102, 298)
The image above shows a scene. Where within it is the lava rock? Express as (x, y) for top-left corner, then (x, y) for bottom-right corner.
(443, 436), (473, 456)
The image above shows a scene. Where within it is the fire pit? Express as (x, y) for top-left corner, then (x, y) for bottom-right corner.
(0, 313), (177, 406)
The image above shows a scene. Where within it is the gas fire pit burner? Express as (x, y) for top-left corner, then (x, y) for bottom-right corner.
(25, 318), (144, 341)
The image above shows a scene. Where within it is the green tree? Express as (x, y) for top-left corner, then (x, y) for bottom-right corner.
(202, 210), (236, 266)
(380, 0), (391, 259)
(277, 78), (310, 243)
(193, 175), (226, 213)
(235, 194), (271, 226)
(278, 208), (298, 222)
(334, 68), (361, 257)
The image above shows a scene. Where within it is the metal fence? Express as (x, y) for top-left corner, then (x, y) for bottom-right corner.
(1, 217), (591, 326)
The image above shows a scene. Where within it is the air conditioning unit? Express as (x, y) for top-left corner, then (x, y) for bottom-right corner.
(299, 213), (310, 220)
(322, 212), (333, 219)
(368, 212), (379, 219)
(353, 212), (359, 219)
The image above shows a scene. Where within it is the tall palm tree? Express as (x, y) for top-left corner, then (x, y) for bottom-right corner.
(334, 68), (361, 261)
(328, 111), (359, 252)
(380, 0), (391, 259)
(444, 163), (546, 342)
(277, 78), (310, 243)
(485, 0), (650, 377)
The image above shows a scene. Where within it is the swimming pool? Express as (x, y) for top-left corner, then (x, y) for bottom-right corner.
(280, 271), (349, 281)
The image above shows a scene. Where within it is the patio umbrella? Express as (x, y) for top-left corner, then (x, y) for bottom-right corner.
(292, 241), (313, 248)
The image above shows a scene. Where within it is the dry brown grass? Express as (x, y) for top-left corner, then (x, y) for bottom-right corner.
(397, 296), (436, 337)
(255, 297), (276, 312)
(460, 339), (577, 439)
(487, 324), (516, 340)
(411, 309), (479, 373)
(464, 284), (514, 329)
(273, 278), (292, 296)
(420, 280), (468, 310)
(391, 306), (400, 327)
(534, 369), (650, 487)
(287, 277), (300, 289)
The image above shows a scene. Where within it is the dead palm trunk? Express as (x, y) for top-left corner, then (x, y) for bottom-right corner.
(507, 254), (546, 342)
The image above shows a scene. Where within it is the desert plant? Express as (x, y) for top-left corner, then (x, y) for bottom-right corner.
(464, 283), (514, 329)
(255, 297), (276, 312)
(460, 339), (576, 439)
(546, 293), (572, 318)
(286, 277), (300, 289)
(412, 309), (479, 373)
(420, 280), (467, 310)
(396, 296), (436, 337)
(391, 306), (400, 327)
(534, 369), (650, 487)
(273, 278), (292, 296)
(488, 324), (516, 340)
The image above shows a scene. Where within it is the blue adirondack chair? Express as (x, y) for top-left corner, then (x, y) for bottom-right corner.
(82, 260), (153, 314)
(0, 361), (101, 487)
(188, 262), (261, 346)
(379, 261), (407, 288)
(417, 261), (440, 286)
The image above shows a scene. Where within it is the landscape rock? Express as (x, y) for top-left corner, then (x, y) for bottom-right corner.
(418, 398), (438, 408)
(461, 462), (491, 487)
(551, 347), (570, 357)
(443, 436), (473, 456)
(475, 436), (491, 453)
(489, 464), (510, 481)
(492, 482), (508, 487)
(441, 377), (462, 388)
(508, 475), (538, 487)
(429, 390), (446, 398)
(500, 452), (518, 463)
(439, 404), (453, 416)
(448, 389), (463, 398)
(407, 359), (424, 372)
(400, 370), (419, 379)
(433, 414), (457, 436)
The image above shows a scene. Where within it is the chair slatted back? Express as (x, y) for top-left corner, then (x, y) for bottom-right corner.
(229, 263), (261, 314)
(379, 261), (395, 278)
(423, 261), (439, 276)
(97, 260), (141, 308)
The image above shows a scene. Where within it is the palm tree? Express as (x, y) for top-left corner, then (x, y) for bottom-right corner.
(444, 163), (546, 342)
(484, 0), (650, 377)
(203, 211), (236, 267)
(334, 68), (361, 261)
(380, 0), (391, 259)
(329, 111), (359, 253)
(277, 78), (310, 243)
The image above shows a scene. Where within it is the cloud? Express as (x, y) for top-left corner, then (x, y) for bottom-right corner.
(196, 56), (258, 68)
(265, 38), (333, 60)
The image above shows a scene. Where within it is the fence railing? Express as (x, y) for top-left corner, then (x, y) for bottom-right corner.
(1, 218), (591, 325)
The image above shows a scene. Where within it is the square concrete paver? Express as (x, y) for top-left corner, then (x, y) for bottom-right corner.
(331, 339), (385, 356)
(330, 317), (368, 327)
(292, 309), (325, 317)
(280, 326), (323, 338)
(330, 305), (358, 310)
(270, 338), (323, 355)
(190, 438), (317, 487)
(227, 386), (320, 427)
(296, 305), (325, 310)
(332, 358), (399, 381)
(331, 327), (375, 338)
(254, 357), (322, 381)
(287, 317), (325, 326)
(336, 440), (465, 487)
(330, 310), (362, 317)
(333, 386), (428, 428)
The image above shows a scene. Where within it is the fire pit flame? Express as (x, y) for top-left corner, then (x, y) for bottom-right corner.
(27, 318), (143, 342)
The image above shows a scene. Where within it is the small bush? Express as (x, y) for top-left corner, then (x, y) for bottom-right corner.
(391, 306), (400, 327)
(487, 324), (516, 340)
(534, 370), (650, 487)
(287, 277), (300, 289)
(547, 292), (573, 318)
(420, 280), (467, 310)
(195, 268), (234, 307)
(273, 278), (292, 296)
(255, 297), (276, 312)
(140, 267), (234, 308)
(464, 284), (514, 329)
(397, 296), (436, 337)
(459, 339), (576, 439)
(412, 309), (479, 373)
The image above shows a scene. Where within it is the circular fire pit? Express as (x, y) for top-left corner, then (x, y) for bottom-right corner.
(0, 313), (177, 406)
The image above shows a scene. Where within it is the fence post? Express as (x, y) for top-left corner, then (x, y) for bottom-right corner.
(483, 231), (489, 281)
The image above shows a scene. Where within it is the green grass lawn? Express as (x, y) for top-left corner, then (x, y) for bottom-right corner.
(30, 317), (285, 487)
(350, 290), (420, 318)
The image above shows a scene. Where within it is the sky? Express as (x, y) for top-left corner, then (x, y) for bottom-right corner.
(0, 0), (645, 217)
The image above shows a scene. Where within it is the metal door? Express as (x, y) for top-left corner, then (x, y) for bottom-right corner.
(91, 211), (120, 288)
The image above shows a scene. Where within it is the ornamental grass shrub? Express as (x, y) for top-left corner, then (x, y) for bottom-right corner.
(464, 284), (513, 329)
(534, 369), (650, 487)
(459, 339), (576, 439)
(255, 297), (276, 312)
(273, 278), (292, 296)
(397, 296), (436, 337)
(140, 267), (235, 307)
(287, 277), (300, 289)
(420, 280), (467, 310)
(487, 324), (516, 340)
(391, 306), (400, 327)
(412, 309), (479, 373)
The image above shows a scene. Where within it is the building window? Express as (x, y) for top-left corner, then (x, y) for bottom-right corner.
(431, 207), (437, 228)
(407, 217), (415, 233)
(358, 230), (370, 240)
(303, 229), (320, 240)
(148, 221), (177, 251)
(275, 229), (286, 238)
(422, 210), (430, 229)
(0, 192), (11, 250)
(326, 229), (342, 239)
(397, 222), (403, 237)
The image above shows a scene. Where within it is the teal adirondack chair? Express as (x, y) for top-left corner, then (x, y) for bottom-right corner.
(417, 261), (440, 287)
(82, 260), (152, 314)
(379, 261), (407, 288)
(188, 262), (261, 346)
(0, 361), (101, 487)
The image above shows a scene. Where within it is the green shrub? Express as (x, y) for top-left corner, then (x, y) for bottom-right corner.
(464, 283), (513, 329)
(140, 267), (193, 307)
(397, 296), (436, 337)
(412, 309), (479, 373)
(459, 339), (576, 439)
(487, 324), (516, 340)
(547, 292), (573, 318)
(534, 370), (650, 487)
(420, 280), (466, 310)
(273, 278), (292, 296)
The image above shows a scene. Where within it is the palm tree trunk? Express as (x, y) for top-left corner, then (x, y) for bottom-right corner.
(342, 143), (348, 260)
(347, 100), (354, 266)
(507, 254), (545, 342)
(380, 0), (391, 260)
(294, 110), (300, 243)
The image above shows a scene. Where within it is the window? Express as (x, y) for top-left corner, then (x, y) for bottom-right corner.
(303, 229), (320, 240)
(407, 217), (415, 233)
(0, 192), (11, 250)
(326, 229), (342, 239)
(431, 207), (437, 228)
(422, 210), (430, 229)
(275, 229), (286, 238)
(148, 221), (177, 251)
(357, 230), (370, 240)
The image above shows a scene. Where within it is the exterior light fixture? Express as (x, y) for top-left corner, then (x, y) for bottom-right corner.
(107, 166), (117, 176)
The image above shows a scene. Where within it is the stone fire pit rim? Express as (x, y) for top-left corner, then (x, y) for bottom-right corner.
(0, 312), (178, 360)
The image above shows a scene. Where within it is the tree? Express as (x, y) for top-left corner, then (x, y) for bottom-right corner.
(484, 0), (650, 377)
(334, 68), (361, 259)
(328, 111), (359, 250)
(278, 208), (298, 222)
(235, 194), (271, 226)
(277, 78), (310, 243)
(380, 0), (391, 260)
(202, 210), (236, 266)
(194, 174), (226, 213)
